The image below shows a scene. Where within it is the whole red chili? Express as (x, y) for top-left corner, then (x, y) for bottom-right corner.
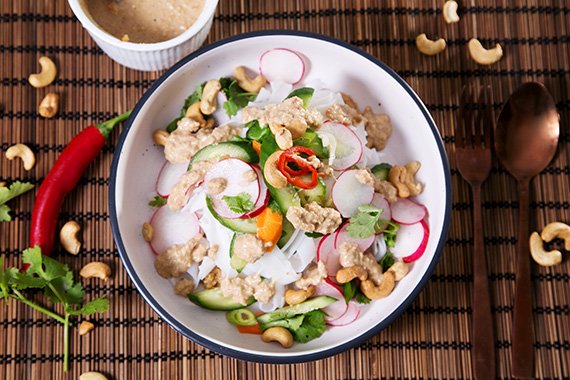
(29, 111), (131, 258)
(277, 146), (318, 189)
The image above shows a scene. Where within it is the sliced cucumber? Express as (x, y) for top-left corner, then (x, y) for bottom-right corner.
(190, 141), (258, 168)
(268, 185), (301, 214)
(371, 163), (392, 182)
(188, 287), (255, 311)
(277, 219), (295, 248)
(298, 177), (327, 206)
(229, 233), (248, 272)
(256, 295), (336, 324)
(206, 196), (257, 234)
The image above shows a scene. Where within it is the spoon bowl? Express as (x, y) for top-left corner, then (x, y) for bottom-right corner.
(494, 81), (560, 379)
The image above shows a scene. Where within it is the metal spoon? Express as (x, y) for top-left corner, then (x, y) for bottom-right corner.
(494, 82), (560, 379)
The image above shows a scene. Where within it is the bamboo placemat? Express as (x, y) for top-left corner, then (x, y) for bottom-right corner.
(1, 0), (569, 379)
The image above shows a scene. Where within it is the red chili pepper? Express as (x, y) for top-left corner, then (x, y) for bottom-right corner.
(28, 111), (131, 259)
(277, 146), (318, 189)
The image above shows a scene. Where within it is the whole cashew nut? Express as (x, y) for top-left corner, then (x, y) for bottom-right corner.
(387, 261), (409, 281)
(360, 271), (396, 300)
(60, 221), (82, 255)
(540, 222), (570, 251)
(28, 57), (57, 88)
(185, 102), (207, 127)
(200, 79), (221, 115)
(388, 161), (422, 198)
(264, 151), (288, 189)
(80, 262), (112, 282)
(5, 144), (36, 171)
(79, 321), (95, 336)
(443, 1), (460, 24)
(234, 66), (267, 93)
(261, 327), (294, 348)
(416, 34), (446, 56)
(285, 285), (315, 305)
(529, 231), (562, 267)
(273, 127), (293, 150)
(79, 372), (108, 380)
(39, 92), (59, 119)
(336, 265), (368, 284)
(468, 38), (503, 65)
(142, 222), (153, 242)
(153, 129), (169, 146)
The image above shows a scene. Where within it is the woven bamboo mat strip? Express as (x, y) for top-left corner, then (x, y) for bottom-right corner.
(1, 0), (569, 379)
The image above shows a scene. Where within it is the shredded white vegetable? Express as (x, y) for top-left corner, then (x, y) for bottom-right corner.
(241, 246), (300, 285)
(197, 210), (237, 278)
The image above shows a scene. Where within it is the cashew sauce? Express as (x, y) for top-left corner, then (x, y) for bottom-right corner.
(84, 0), (206, 43)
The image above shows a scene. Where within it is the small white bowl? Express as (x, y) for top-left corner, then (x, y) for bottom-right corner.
(67, 0), (219, 71)
(110, 31), (452, 362)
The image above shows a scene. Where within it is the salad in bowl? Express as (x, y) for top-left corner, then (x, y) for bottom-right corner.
(144, 47), (430, 347)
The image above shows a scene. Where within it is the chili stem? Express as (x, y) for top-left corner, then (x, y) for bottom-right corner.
(10, 290), (66, 324)
(97, 110), (132, 139)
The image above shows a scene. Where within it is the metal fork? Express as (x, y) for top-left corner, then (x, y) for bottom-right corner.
(455, 85), (495, 380)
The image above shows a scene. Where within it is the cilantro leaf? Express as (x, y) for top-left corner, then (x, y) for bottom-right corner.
(148, 195), (167, 207)
(165, 82), (205, 133)
(11, 270), (47, 290)
(222, 192), (254, 214)
(346, 204), (390, 239)
(341, 281), (357, 304)
(23, 247), (68, 282)
(383, 222), (400, 248)
(355, 291), (371, 304)
(0, 181), (34, 222)
(68, 296), (109, 316)
(245, 120), (270, 141)
(379, 252), (396, 272)
(290, 310), (327, 343)
(220, 77), (257, 117)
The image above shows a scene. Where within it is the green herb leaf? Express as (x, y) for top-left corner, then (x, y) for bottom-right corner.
(286, 87), (315, 107)
(260, 314), (305, 331)
(245, 120), (270, 141)
(222, 192), (255, 214)
(346, 204), (390, 239)
(383, 222), (400, 248)
(290, 309), (327, 343)
(220, 77), (258, 117)
(355, 291), (371, 304)
(379, 252), (396, 272)
(304, 232), (324, 238)
(11, 270), (47, 290)
(0, 181), (35, 222)
(148, 195), (167, 207)
(165, 82), (205, 133)
(342, 281), (357, 304)
(68, 296), (109, 316)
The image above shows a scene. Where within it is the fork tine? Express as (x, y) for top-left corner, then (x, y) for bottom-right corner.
(475, 86), (486, 147)
(483, 86), (494, 149)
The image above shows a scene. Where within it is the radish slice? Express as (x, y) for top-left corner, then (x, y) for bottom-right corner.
(371, 194), (392, 223)
(241, 167), (268, 219)
(204, 158), (261, 219)
(317, 122), (362, 170)
(391, 220), (430, 263)
(334, 222), (375, 252)
(391, 198), (427, 225)
(332, 169), (374, 217)
(156, 161), (189, 197)
(315, 281), (348, 322)
(326, 301), (360, 326)
(259, 48), (305, 84)
(149, 207), (199, 255)
(317, 234), (341, 276)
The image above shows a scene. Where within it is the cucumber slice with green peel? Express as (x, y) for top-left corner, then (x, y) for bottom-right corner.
(229, 233), (248, 272)
(298, 177), (327, 206)
(256, 295), (337, 324)
(277, 219), (295, 248)
(268, 184), (301, 214)
(371, 163), (392, 182)
(190, 141), (258, 169)
(188, 287), (255, 311)
(206, 196), (257, 234)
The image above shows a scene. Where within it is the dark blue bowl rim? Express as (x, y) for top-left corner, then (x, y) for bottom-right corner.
(109, 29), (452, 364)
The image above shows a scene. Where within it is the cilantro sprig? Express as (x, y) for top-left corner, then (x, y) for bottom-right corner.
(165, 82), (205, 133)
(346, 204), (389, 239)
(259, 310), (327, 343)
(219, 77), (257, 116)
(0, 247), (109, 371)
(223, 192), (254, 214)
(148, 195), (167, 207)
(0, 181), (34, 222)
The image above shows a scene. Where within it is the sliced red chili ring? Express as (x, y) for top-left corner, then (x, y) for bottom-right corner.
(277, 146), (318, 189)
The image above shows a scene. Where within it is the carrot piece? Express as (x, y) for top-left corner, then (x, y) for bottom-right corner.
(252, 141), (261, 156)
(237, 323), (263, 335)
(256, 207), (283, 251)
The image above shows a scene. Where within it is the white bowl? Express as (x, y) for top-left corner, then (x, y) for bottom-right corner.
(67, 0), (219, 71)
(110, 31), (452, 362)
